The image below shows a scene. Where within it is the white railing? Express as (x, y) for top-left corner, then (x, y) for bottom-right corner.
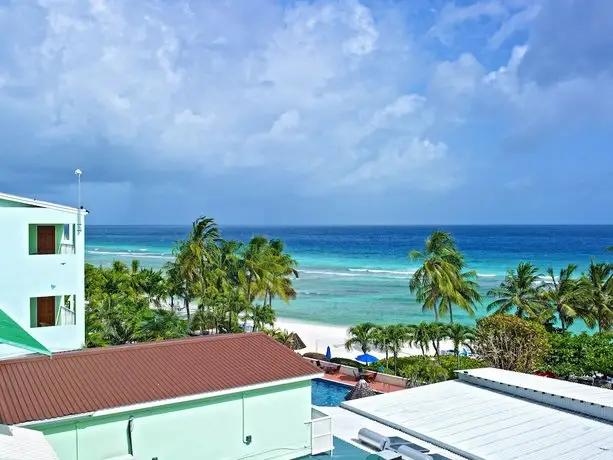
(56, 306), (76, 326)
(60, 240), (76, 255)
(307, 409), (333, 455)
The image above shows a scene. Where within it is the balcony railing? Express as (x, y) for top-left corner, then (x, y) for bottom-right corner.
(59, 240), (76, 255)
(56, 305), (76, 326)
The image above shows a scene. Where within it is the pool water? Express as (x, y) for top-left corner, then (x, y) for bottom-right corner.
(304, 437), (369, 459)
(312, 378), (351, 406)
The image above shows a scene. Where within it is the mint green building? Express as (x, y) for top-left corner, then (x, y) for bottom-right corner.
(0, 192), (87, 360)
(1, 333), (325, 460)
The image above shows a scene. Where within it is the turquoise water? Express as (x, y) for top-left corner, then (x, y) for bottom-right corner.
(86, 225), (613, 330)
(312, 378), (351, 406)
(303, 437), (368, 459)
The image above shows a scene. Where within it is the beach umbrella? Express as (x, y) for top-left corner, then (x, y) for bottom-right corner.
(325, 346), (332, 360)
(344, 379), (378, 401)
(355, 353), (378, 364)
(288, 332), (306, 351)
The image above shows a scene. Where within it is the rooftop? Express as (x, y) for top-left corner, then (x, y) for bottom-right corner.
(342, 368), (613, 460)
(0, 333), (320, 425)
(458, 367), (613, 418)
(0, 191), (86, 215)
(0, 424), (59, 460)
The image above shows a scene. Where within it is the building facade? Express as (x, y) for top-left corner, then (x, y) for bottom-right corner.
(0, 333), (323, 460)
(0, 193), (86, 359)
(32, 379), (314, 460)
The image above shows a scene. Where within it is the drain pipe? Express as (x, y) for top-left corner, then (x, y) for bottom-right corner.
(127, 417), (134, 455)
(242, 393), (252, 446)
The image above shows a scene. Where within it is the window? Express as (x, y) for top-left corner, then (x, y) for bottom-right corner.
(30, 295), (76, 327)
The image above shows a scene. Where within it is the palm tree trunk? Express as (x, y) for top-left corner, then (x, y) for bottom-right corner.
(394, 353), (398, 376)
(246, 274), (253, 303)
(456, 352), (460, 370)
(184, 289), (191, 321)
(449, 306), (454, 324)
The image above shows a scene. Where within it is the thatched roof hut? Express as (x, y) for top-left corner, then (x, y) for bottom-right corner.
(288, 332), (307, 351)
(344, 379), (378, 401)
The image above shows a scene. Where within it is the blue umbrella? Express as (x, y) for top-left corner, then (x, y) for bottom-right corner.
(325, 346), (332, 360)
(355, 353), (378, 364)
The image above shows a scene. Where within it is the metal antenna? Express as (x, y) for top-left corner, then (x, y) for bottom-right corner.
(74, 169), (82, 234)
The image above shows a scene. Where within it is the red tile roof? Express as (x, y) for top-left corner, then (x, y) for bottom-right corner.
(0, 333), (320, 425)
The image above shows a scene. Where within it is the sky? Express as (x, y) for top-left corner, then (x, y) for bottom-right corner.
(0, 0), (612, 225)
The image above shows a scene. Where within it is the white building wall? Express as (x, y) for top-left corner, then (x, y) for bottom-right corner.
(0, 205), (85, 359)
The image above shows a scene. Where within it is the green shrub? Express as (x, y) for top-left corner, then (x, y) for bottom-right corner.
(437, 355), (487, 379)
(541, 332), (613, 378)
(330, 357), (363, 368)
(303, 352), (328, 361)
(475, 315), (550, 373)
(400, 358), (448, 387)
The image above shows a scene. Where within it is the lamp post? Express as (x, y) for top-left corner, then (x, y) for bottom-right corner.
(74, 169), (82, 234)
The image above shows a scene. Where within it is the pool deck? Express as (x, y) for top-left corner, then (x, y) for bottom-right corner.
(321, 374), (405, 393)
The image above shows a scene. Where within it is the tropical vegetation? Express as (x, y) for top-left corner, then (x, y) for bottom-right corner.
(85, 216), (299, 347)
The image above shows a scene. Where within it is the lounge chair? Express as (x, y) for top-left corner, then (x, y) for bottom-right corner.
(322, 363), (341, 374)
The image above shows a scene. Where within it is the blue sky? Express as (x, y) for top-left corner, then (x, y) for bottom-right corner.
(0, 0), (612, 225)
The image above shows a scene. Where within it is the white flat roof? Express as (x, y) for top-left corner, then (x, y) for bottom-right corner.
(342, 379), (613, 460)
(320, 406), (464, 459)
(0, 425), (59, 460)
(458, 368), (613, 408)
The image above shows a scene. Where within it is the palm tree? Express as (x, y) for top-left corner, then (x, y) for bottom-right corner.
(188, 216), (220, 310)
(487, 262), (543, 319)
(372, 326), (392, 362)
(584, 259), (613, 332)
(409, 231), (464, 321)
(240, 236), (271, 303)
(264, 328), (294, 348)
(446, 324), (475, 370)
(438, 270), (482, 323)
(344, 323), (377, 354)
(190, 307), (214, 335)
(172, 240), (199, 321)
(138, 309), (188, 341)
(407, 322), (432, 356)
(245, 304), (276, 332)
(384, 325), (410, 375)
(261, 239), (299, 308)
(426, 322), (447, 357)
(540, 264), (590, 332)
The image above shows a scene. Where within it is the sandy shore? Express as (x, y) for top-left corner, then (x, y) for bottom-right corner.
(275, 317), (455, 360)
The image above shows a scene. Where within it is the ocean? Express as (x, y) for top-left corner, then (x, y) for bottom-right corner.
(86, 225), (613, 331)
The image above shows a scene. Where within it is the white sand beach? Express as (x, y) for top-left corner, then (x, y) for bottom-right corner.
(275, 317), (455, 360)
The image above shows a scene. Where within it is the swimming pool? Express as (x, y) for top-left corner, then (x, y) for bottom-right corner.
(311, 378), (352, 406)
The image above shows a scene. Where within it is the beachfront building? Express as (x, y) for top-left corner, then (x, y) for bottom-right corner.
(0, 192), (86, 359)
(0, 333), (323, 460)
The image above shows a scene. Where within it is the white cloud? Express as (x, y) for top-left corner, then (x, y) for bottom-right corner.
(431, 1), (507, 43)
(339, 138), (458, 191)
(488, 4), (541, 49)
(0, 0), (461, 194)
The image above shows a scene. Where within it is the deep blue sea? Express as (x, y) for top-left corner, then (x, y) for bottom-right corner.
(86, 226), (613, 331)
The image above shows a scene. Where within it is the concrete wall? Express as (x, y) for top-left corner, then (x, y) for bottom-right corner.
(31, 381), (313, 460)
(0, 204), (85, 359)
